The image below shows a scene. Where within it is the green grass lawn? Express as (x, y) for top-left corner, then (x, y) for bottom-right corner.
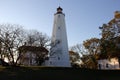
(0, 66), (119, 80)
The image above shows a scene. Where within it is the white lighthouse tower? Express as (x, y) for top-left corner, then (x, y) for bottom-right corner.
(48, 7), (71, 67)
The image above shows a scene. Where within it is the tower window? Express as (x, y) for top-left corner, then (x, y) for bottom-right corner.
(58, 15), (60, 18)
(106, 63), (109, 68)
(58, 57), (60, 60)
(57, 40), (60, 44)
(50, 61), (52, 64)
(98, 64), (101, 69)
(58, 26), (60, 29)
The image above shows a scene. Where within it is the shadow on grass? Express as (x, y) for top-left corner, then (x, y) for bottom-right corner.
(0, 66), (120, 80)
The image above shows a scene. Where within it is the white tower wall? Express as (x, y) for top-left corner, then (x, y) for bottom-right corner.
(47, 7), (71, 67)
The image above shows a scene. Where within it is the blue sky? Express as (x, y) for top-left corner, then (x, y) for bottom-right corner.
(0, 0), (120, 47)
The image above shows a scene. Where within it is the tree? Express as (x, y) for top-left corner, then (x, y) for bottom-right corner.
(83, 38), (100, 55)
(25, 30), (38, 46)
(99, 37), (120, 59)
(18, 30), (50, 66)
(25, 30), (50, 65)
(0, 23), (25, 65)
(70, 44), (89, 68)
(69, 51), (81, 68)
(35, 47), (49, 65)
(35, 32), (50, 48)
(99, 24), (116, 40)
(0, 41), (4, 59)
(70, 38), (100, 69)
(25, 30), (50, 48)
(80, 53), (99, 69)
(82, 38), (100, 69)
(70, 44), (88, 56)
(99, 23), (120, 59)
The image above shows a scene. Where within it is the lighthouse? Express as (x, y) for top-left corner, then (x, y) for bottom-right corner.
(48, 7), (71, 67)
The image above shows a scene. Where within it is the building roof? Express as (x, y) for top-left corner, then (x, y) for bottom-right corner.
(18, 46), (49, 53)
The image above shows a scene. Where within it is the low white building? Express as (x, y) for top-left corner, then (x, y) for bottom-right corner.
(98, 58), (119, 69)
(18, 46), (48, 66)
